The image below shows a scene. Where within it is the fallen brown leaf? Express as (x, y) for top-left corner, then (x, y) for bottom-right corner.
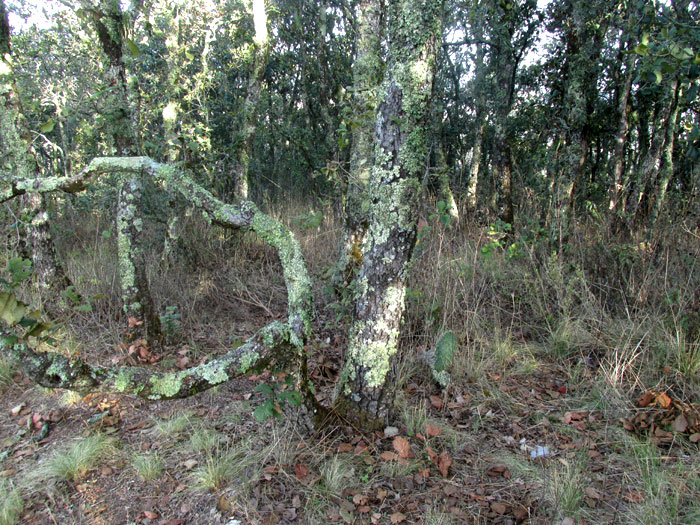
(380, 451), (398, 461)
(294, 463), (310, 480)
(390, 512), (407, 523)
(425, 422), (442, 437)
(393, 436), (412, 459)
(429, 395), (443, 409)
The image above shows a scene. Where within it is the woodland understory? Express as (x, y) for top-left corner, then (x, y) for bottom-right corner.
(0, 0), (699, 523)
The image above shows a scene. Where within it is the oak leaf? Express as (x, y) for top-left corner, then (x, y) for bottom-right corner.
(393, 436), (412, 458)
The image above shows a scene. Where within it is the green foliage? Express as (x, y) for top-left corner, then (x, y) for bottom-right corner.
(433, 331), (457, 372)
(2, 259), (31, 289)
(252, 376), (302, 422)
(159, 306), (181, 338)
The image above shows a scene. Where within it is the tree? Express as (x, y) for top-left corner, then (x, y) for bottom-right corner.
(0, 0), (73, 305)
(333, 0), (445, 427)
(1, 0), (445, 433)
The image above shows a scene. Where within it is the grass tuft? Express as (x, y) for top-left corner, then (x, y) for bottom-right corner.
(0, 480), (23, 525)
(35, 433), (116, 483)
(131, 452), (164, 481)
(0, 356), (18, 390)
(193, 439), (260, 492)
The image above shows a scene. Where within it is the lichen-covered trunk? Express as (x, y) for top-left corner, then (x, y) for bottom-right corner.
(607, 3), (638, 227)
(232, 0), (271, 201)
(645, 84), (682, 236)
(625, 78), (679, 233)
(86, 0), (162, 344)
(493, 126), (513, 226)
(333, 0), (384, 294)
(549, 1), (605, 249)
(117, 175), (162, 343)
(434, 147), (459, 224)
(0, 2), (73, 297)
(467, 116), (485, 212)
(334, 0), (444, 428)
(23, 193), (70, 294)
(4, 157), (324, 426)
(608, 51), (635, 225)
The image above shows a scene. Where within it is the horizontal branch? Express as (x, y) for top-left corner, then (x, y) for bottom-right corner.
(8, 322), (293, 399)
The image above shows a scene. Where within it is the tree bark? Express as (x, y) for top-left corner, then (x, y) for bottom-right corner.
(0, 0), (73, 299)
(334, 0), (444, 428)
(232, 0), (271, 201)
(333, 0), (384, 294)
(625, 78), (679, 232)
(84, 0), (162, 343)
(646, 83), (682, 235)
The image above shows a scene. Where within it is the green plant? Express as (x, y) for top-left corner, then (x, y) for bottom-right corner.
(159, 306), (181, 338)
(548, 462), (585, 520)
(1, 258), (31, 289)
(430, 331), (457, 386)
(189, 427), (223, 453)
(36, 433), (116, 483)
(253, 377), (302, 422)
(193, 442), (259, 492)
(0, 479), (23, 525)
(132, 453), (164, 481)
(401, 400), (427, 437)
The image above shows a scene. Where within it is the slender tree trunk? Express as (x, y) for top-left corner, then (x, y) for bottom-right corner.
(625, 78), (679, 232)
(646, 84), (682, 236)
(334, 0), (444, 428)
(232, 0), (271, 201)
(435, 146), (459, 223)
(493, 125), (514, 226)
(0, 1), (73, 300)
(333, 0), (384, 293)
(608, 51), (636, 224)
(467, 116), (485, 212)
(608, 1), (639, 227)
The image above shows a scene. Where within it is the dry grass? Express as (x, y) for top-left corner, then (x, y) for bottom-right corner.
(2, 195), (700, 522)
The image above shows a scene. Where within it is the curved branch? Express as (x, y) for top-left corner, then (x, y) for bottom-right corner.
(9, 321), (293, 399)
(3, 156), (315, 406)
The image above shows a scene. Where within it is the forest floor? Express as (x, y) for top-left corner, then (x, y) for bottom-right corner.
(1, 210), (700, 524)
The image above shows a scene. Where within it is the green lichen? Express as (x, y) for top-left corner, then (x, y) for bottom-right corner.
(148, 372), (183, 399)
(46, 359), (70, 383)
(251, 211), (313, 340)
(113, 368), (135, 392)
(342, 284), (406, 389)
(238, 348), (261, 373)
(196, 360), (229, 384)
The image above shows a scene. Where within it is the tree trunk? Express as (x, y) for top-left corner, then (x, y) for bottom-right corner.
(0, 1), (73, 299)
(467, 117), (485, 212)
(232, 0), (271, 201)
(2, 157), (324, 426)
(333, 0), (384, 294)
(646, 83), (682, 236)
(86, 0), (162, 344)
(334, 0), (444, 428)
(608, 51), (636, 225)
(608, 3), (638, 227)
(625, 78), (679, 232)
